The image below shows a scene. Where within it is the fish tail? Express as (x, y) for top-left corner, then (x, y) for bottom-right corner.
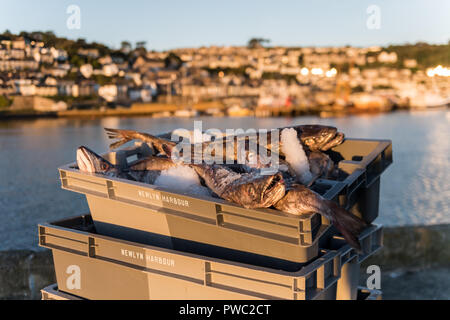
(104, 128), (133, 150)
(325, 200), (367, 252)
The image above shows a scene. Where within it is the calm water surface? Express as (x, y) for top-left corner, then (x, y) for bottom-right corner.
(0, 110), (449, 250)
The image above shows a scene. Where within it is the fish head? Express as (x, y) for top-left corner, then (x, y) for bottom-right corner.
(223, 172), (286, 208)
(308, 151), (334, 177)
(76, 146), (115, 174)
(297, 125), (344, 151)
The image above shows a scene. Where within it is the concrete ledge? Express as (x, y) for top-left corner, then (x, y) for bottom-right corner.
(363, 224), (450, 270)
(1, 224), (449, 300)
(0, 250), (55, 300)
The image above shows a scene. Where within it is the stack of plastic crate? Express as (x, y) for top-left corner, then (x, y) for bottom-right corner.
(39, 136), (392, 300)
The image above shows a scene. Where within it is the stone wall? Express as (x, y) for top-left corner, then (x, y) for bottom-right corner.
(0, 250), (55, 300)
(363, 224), (450, 270)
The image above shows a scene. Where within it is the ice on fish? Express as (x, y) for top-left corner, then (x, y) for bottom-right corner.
(281, 128), (312, 185)
(154, 165), (211, 196)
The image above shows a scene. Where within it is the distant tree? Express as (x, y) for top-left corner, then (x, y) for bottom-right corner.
(91, 59), (102, 69)
(164, 52), (183, 69)
(0, 29), (12, 40)
(248, 38), (270, 49)
(121, 41), (132, 52)
(30, 32), (44, 41)
(134, 41), (147, 56)
(136, 41), (147, 49)
(298, 53), (304, 66)
(70, 55), (86, 68)
(19, 31), (30, 39)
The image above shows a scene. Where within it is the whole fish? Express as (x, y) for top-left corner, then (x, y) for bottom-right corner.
(293, 125), (344, 151)
(77, 146), (184, 186)
(105, 127), (280, 166)
(191, 163), (286, 209)
(202, 124), (344, 152)
(274, 184), (367, 251)
(104, 124), (344, 160)
(76, 146), (135, 180)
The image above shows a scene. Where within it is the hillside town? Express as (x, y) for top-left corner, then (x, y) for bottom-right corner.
(0, 32), (449, 117)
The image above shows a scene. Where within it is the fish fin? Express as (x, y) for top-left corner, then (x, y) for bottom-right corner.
(109, 139), (131, 150)
(325, 200), (367, 252)
(104, 128), (132, 150)
(161, 144), (172, 157)
(104, 128), (125, 139)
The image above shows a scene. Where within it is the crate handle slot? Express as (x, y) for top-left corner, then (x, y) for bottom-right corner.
(204, 261), (212, 286)
(88, 237), (96, 257)
(106, 180), (116, 199)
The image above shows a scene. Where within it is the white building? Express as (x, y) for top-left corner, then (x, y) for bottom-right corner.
(378, 51), (398, 64)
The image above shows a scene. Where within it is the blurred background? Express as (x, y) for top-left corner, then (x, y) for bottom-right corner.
(0, 0), (450, 299)
(0, 0), (449, 299)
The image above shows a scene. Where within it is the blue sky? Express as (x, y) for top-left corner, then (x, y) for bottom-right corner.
(0, 0), (449, 50)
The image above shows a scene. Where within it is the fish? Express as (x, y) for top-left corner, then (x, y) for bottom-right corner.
(224, 157), (295, 177)
(105, 127), (281, 166)
(105, 125), (344, 160)
(274, 184), (367, 251)
(105, 128), (177, 155)
(202, 124), (344, 153)
(307, 151), (338, 179)
(191, 163), (286, 209)
(159, 143), (287, 208)
(127, 169), (161, 184)
(128, 156), (177, 171)
(76, 146), (135, 180)
(292, 125), (344, 152)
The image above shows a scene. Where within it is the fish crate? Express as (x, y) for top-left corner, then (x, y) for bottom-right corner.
(40, 285), (382, 301)
(57, 138), (390, 269)
(41, 284), (82, 300)
(38, 214), (342, 300)
(59, 145), (343, 270)
(357, 287), (382, 300)
(324, 224), (383, 300)
(325, 138), (392, 224)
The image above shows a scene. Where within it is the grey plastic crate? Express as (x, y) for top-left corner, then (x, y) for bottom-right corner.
(58, 138), (390, 268)
(325, 138), (392, 223)
(41, 284), (82, 300)
(357, 287), (382, 300)
(40, 283), (382, 301)
(329, 225), (384, 300)
(58, 144), (343, 269)
(39, 215), (341, 300)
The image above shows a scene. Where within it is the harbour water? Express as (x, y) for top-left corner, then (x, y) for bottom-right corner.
(0, 109), (449, 250)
